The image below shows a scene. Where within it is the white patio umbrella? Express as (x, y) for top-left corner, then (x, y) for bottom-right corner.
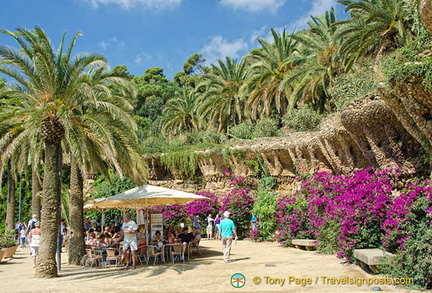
(93, 185), (207, 209)
(86, 185), (207, 242)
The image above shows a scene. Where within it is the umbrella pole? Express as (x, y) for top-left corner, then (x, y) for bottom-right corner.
(101, 210), (105, 232)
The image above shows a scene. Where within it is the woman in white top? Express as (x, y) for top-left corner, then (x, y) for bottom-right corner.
(206, 214), (214, 239)
(28, 221), (41, 268)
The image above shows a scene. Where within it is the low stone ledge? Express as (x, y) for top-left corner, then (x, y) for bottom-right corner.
(353, 248), (394, 273)
(292, 239), (318, 251)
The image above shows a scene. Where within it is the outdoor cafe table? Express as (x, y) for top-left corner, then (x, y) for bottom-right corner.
(164, 243), (185, 261)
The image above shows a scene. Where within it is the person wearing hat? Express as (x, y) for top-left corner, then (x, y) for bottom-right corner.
(28, 221), (41, 268)
(27, 214), (38, 234)
(218, 211), (238, 263)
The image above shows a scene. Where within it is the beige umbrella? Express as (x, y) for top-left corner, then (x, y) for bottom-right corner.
(89, 185), (207, 244)
(93, 185), (207, 209)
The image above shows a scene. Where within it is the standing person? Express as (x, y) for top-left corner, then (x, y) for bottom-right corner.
(214, 213), (221, 236)
(19, 226), (27, 248)
(60, 219), (68, 252)
(193, 214), (201, 231)
(206, 214), (214, 239)
(121, 214), (138, 270)
(218, 211), (238, 263)
(28, 221), (41, 268)
(251, 215), (258, 231)
(27, 215), (38, 234)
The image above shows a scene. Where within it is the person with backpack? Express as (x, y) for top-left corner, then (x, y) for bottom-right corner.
(27, 215), (38, 234)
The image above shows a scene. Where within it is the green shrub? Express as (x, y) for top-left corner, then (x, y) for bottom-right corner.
(160, 148), (198, 179)
(252, 186), (279, 241)
(0, 231), (17, 249)
(282, 105), (323, 132)
(328, 61), (378, 111)
(141, 135), (168, 154)
(228, 121), (254, 139)
(252, 118), (280, 138)
(382, 34), (432, 89)
(185, 129), (227, 145)
(316, 220), (340, 254)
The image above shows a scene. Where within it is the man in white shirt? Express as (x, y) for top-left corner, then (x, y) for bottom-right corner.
(121, 214), (138, 269)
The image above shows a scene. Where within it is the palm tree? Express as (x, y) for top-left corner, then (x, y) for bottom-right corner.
(0, 27), (114, 278)
(284, 8), (345, 113)
(65, 68), (147, 265)
(337, 0), (416, 60)
(197, 57), (249, 133)
(244, 29), (300, 119)
(161, 89), (199, 136)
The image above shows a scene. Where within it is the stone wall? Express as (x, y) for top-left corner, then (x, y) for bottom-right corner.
(146, 95), (430, 195)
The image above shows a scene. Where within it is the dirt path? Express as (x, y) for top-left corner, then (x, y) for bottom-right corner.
(0, 240), (418, 293)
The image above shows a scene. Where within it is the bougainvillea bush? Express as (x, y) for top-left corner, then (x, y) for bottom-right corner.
(275, 168), (432, 288)
(219, 187), (255, 237)
(184, 191), (220, 218)
(381, 179), (432, 289)
(276, 168), (395, 259)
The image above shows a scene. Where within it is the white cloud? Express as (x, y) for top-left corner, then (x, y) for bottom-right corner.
(200, 36), (248, 65)
(291, 0), (337, 30)
(249, 26), (268, 44)
(98, 36), (125, 51)
(219, 0), (286, 13)
(133, 52), (152, 65)
(85, 0), (182, 10)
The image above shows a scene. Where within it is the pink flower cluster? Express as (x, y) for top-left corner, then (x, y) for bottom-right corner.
(275, 168), (430, 260)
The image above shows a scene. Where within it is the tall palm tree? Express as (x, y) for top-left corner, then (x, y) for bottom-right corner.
(161, 89), (199, 136)
(244, 29), (300, 119)
(197, 57), (249, 133)
(65, 68), (147, 265)
(337, 0), (416, 60)
(284, 8), (345, 113)
(0, 27), (113, 278)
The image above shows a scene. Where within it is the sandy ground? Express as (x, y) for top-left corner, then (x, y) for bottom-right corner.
(0, 239), (420, 293)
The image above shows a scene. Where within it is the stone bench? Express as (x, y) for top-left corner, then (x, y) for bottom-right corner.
(353, 248), (394, 273)
(292, 239), (318, 251)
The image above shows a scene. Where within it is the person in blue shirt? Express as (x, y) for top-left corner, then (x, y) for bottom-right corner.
(218, 211), (238, 263)
(251, 215), (258, 231)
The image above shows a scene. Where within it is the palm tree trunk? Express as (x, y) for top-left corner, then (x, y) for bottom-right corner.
(420, 0), (432, 34)
(68, 157), (85, 265)
(35, 141), (62, 278)
(5, 162), (16, 231)
(32, 166), (42, 220)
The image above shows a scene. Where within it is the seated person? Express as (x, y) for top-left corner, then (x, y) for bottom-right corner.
(92, 233), (108, 250)
(177, 227), (195, 244)
(85, 232), (97, 246)
(164, 227), (175, 243)
(111, 226), (123, 247)
(190, 228), (201, 245)
(104, 233), (113, 247)
(150, 230), (164, 250)
(168, 225), (178, 238)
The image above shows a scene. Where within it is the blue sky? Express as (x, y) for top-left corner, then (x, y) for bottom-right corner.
(0, 0), (344, 80)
